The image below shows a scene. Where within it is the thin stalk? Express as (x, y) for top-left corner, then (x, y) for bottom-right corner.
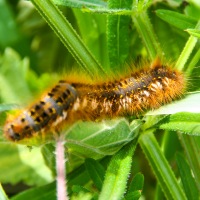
(56, 136), (68, 200)
(31, 0), (107, 77)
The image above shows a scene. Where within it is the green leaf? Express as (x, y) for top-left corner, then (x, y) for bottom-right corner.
(0, 143), (53, 186)
(0, 0), (20, 48)
(11, 182), (56, 200)
(71, 191), (93, 200)
(159, 112), (200, 136)
(0, 48), (32, 104)
(123, 191), (141, 200)
(99, 140), (138, 200)
(139, 131), (187, 200)
(186, 29), (200, 38)
(107, 0), (132, 69)
(184, 2), (200, 21)
(65, 118), (142, 160)
(71, 185), (90, 194)
(146, 93), (200, 115)
(41, 143), (56, 176)
(53, 0), (107, 9)
(84, 158), (105, 191)
(124, 173), (144, 200)
(0, 183), (8, 200)
(31, 0), (106, 77)
(127, 173), (144, 193)
(156, 9), (197, 30)
(72, 10), (109, 68)
(176, 153), (199, 200)
(178, 134), (200, 192)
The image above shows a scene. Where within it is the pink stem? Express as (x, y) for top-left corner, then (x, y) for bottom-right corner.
(56, 135), (68, 200)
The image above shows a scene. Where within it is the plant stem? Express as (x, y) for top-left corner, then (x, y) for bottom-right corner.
(31, 0), (107, 77)
(175, 20), (200, 71)
(56, 136), (68, 200)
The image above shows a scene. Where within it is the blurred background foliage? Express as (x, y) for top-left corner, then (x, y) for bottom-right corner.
(0, 0), (200, 199)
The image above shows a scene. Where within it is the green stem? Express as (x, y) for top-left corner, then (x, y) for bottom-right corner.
(31, 0), (107, 77)
(139, 130), (187, 200)
(175, 20), (200, 71)
(132, 12), (162, 60)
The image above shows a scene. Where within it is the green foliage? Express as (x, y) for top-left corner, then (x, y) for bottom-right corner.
(160, 112), (200, 135)
(176, 153), (199, 200)
(0, 143), (53, 186)
(0, 0), (200, 199)
(99, 141), (137, 200)
(107, 0), (132, 69)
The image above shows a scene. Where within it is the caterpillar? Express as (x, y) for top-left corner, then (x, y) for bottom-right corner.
(3, 60), (186, 141)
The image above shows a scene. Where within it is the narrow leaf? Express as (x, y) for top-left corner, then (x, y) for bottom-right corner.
(123, 191), (141, 200)
(107, 0), (132, 69)
(53, 0), (107, 9)
(124, 173), (144, 200)
(176, 153), (199, 200)
(156, 9), (196, 30)
(54, 0), (133, 14)
(99, 140), (138, 200)
(11, 182), (56, 200)
(139, 131), (186, 200)
(160, 112), (200, 136)
(31, 0), (106, 77)
(71, 185), (90, 193)
(84, 158), (105, 191)
(179, 134), (200, 192)
(127, 173), (144, 193)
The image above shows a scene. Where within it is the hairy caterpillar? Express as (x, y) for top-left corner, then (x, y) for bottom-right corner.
(4, 60), (186, 141)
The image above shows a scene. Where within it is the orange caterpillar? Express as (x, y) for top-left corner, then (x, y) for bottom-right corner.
(4, 60), (186, 141)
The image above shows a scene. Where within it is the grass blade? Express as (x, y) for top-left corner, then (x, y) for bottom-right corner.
(107, 0), (132, 69)
(132, 11), (162, 60)
(31, 0), (106, 77)
(179, 134), (200, 192)
(156, 9), (196, 30)
(176, 153), (199, 200)
(139, 130), (186, 200)
(84, 158), (105, 191)
(99, 140), (137, 200)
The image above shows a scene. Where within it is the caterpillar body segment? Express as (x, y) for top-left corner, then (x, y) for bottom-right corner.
(4, 62), (186, 141)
